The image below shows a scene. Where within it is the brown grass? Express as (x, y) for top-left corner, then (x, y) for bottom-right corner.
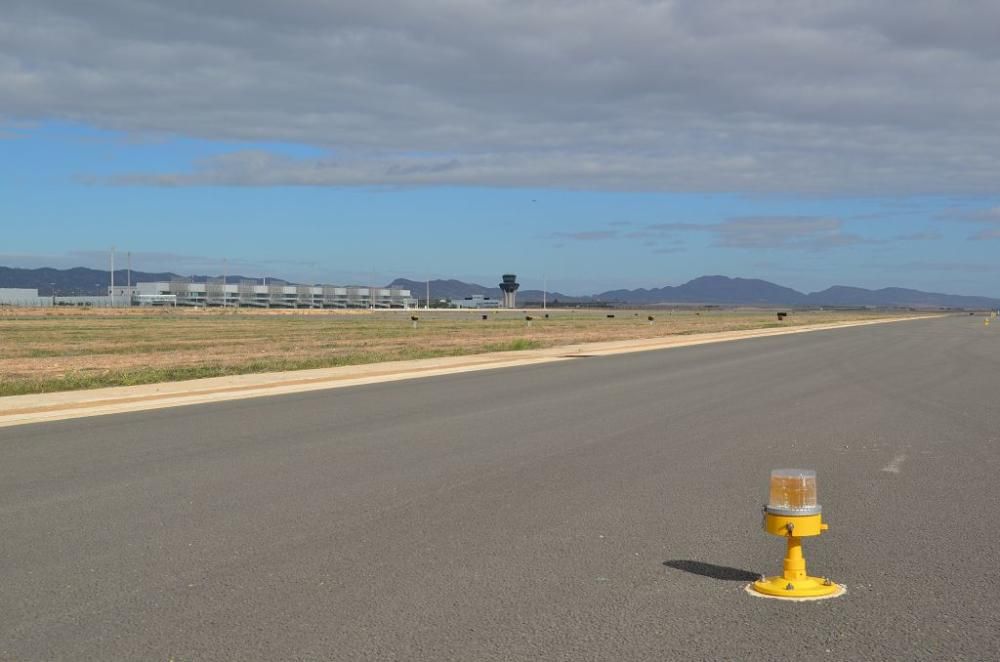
(0, 306), (913, 395)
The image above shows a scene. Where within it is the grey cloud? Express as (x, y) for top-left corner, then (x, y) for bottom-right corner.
(934, 206), (1000, 222)
(560, 216), (871, 251)
(712, 217), (872, 250)
(934, 205), (1000, 239)
(955, 207), (1000, 223)
(625, 223), (704, 238)
(894, 231), (942, 241)
(969, 228), (1000, 241)
(5, 1), (1000, 193)
(551, 230), (619, 241)
(893, 261), (1000, 274)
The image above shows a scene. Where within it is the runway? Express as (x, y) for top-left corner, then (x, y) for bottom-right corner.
(2, 315), (997, 660)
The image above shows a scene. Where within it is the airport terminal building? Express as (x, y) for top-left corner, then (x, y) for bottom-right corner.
(0, 288), (50, 306)
(132, 281), (416, 308)
(452, 294), (501, 309)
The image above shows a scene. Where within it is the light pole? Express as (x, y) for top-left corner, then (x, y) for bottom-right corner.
(110, 245), (115, 308)
(127, 251), (132, 307)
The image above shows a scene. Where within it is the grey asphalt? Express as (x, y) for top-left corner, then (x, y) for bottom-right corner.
(2, 315), (998, 661)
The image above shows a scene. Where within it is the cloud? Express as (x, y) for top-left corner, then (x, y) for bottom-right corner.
(892, 261), (1000, 274)
(712, 216), (874, 250)
(969, 228), (1000, 241)
(935, 205), (1000, 239)
(937, 206), (1000, 222)
(966, 207), (1000, 222)
(556, 216), (871, 252)
(551, 230), (619, 241)
(625, 223), (704, 239)
(4, 1), (1000, 193)
(894, 231), (942, 241)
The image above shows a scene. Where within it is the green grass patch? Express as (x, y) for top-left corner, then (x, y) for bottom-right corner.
(482, 338), (544, 352)
(0, 343), (537, 396)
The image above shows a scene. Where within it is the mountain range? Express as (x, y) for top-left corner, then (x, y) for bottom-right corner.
(386, 278), (572, 304)
(590, 275), (1000, 309)
(2, 266), (997, 309)
(396, 274), (1000, 309)
(0, 267), (291, 296)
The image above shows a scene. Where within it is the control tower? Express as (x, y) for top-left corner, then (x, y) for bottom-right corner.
(499, 274), (520, 308)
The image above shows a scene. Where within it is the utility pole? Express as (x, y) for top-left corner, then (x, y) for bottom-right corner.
(127, 251), (131, 307)
(426, 279), (430, 310)
(543, 274), (547, 311)
(223, 258), (228, 308)
(110, 245), (115, 308)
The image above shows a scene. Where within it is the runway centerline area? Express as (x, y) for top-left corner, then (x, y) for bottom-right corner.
(1, 315), (997, 660)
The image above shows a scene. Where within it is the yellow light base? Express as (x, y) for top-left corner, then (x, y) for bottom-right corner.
(750, 511), (845, 600)
(751, 574), (844, 599)
(763, 511), (826, 537)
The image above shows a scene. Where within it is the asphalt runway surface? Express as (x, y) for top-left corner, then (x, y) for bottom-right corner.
(2, 315), (998, 661)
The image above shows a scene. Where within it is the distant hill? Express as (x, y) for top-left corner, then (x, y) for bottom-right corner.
(593, 275), (1000, 309)
(0, 266), (290, 296)
(803, 285), (1000, 309)
(389, 278), (495, 300)
(393, 274), (999, 309)
(596, 275), (808, 305)
(388, 278), (584, 303)
(3, 267), (997, 308)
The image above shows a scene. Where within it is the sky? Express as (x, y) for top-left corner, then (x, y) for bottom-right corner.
(2, 1), (1000, 297)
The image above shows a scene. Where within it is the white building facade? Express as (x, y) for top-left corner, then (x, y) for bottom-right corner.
(0, 288), (49, 306)
(452, 294), (501, 309)
(132, 282), (415, 309)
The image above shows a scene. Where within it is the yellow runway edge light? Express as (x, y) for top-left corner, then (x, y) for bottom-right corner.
(750, 469), (845, 600)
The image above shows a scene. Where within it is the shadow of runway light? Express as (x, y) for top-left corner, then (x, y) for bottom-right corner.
(663, 560), (759, 582)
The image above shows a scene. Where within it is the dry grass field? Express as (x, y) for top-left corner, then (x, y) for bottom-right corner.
(0, 306), (912, 396)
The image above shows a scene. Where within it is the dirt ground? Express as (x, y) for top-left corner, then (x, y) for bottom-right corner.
(0, 306), (913, 395)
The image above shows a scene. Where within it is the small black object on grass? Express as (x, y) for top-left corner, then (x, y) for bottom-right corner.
(607, 314), (615, 319)
(777, 312), (787, 321)
(482, 314), (488, 320)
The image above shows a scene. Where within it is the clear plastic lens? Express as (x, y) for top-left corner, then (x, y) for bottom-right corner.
(768, 469), (817, 511)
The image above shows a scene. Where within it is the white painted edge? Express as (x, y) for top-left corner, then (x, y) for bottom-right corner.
(744, 582), (847, 602)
